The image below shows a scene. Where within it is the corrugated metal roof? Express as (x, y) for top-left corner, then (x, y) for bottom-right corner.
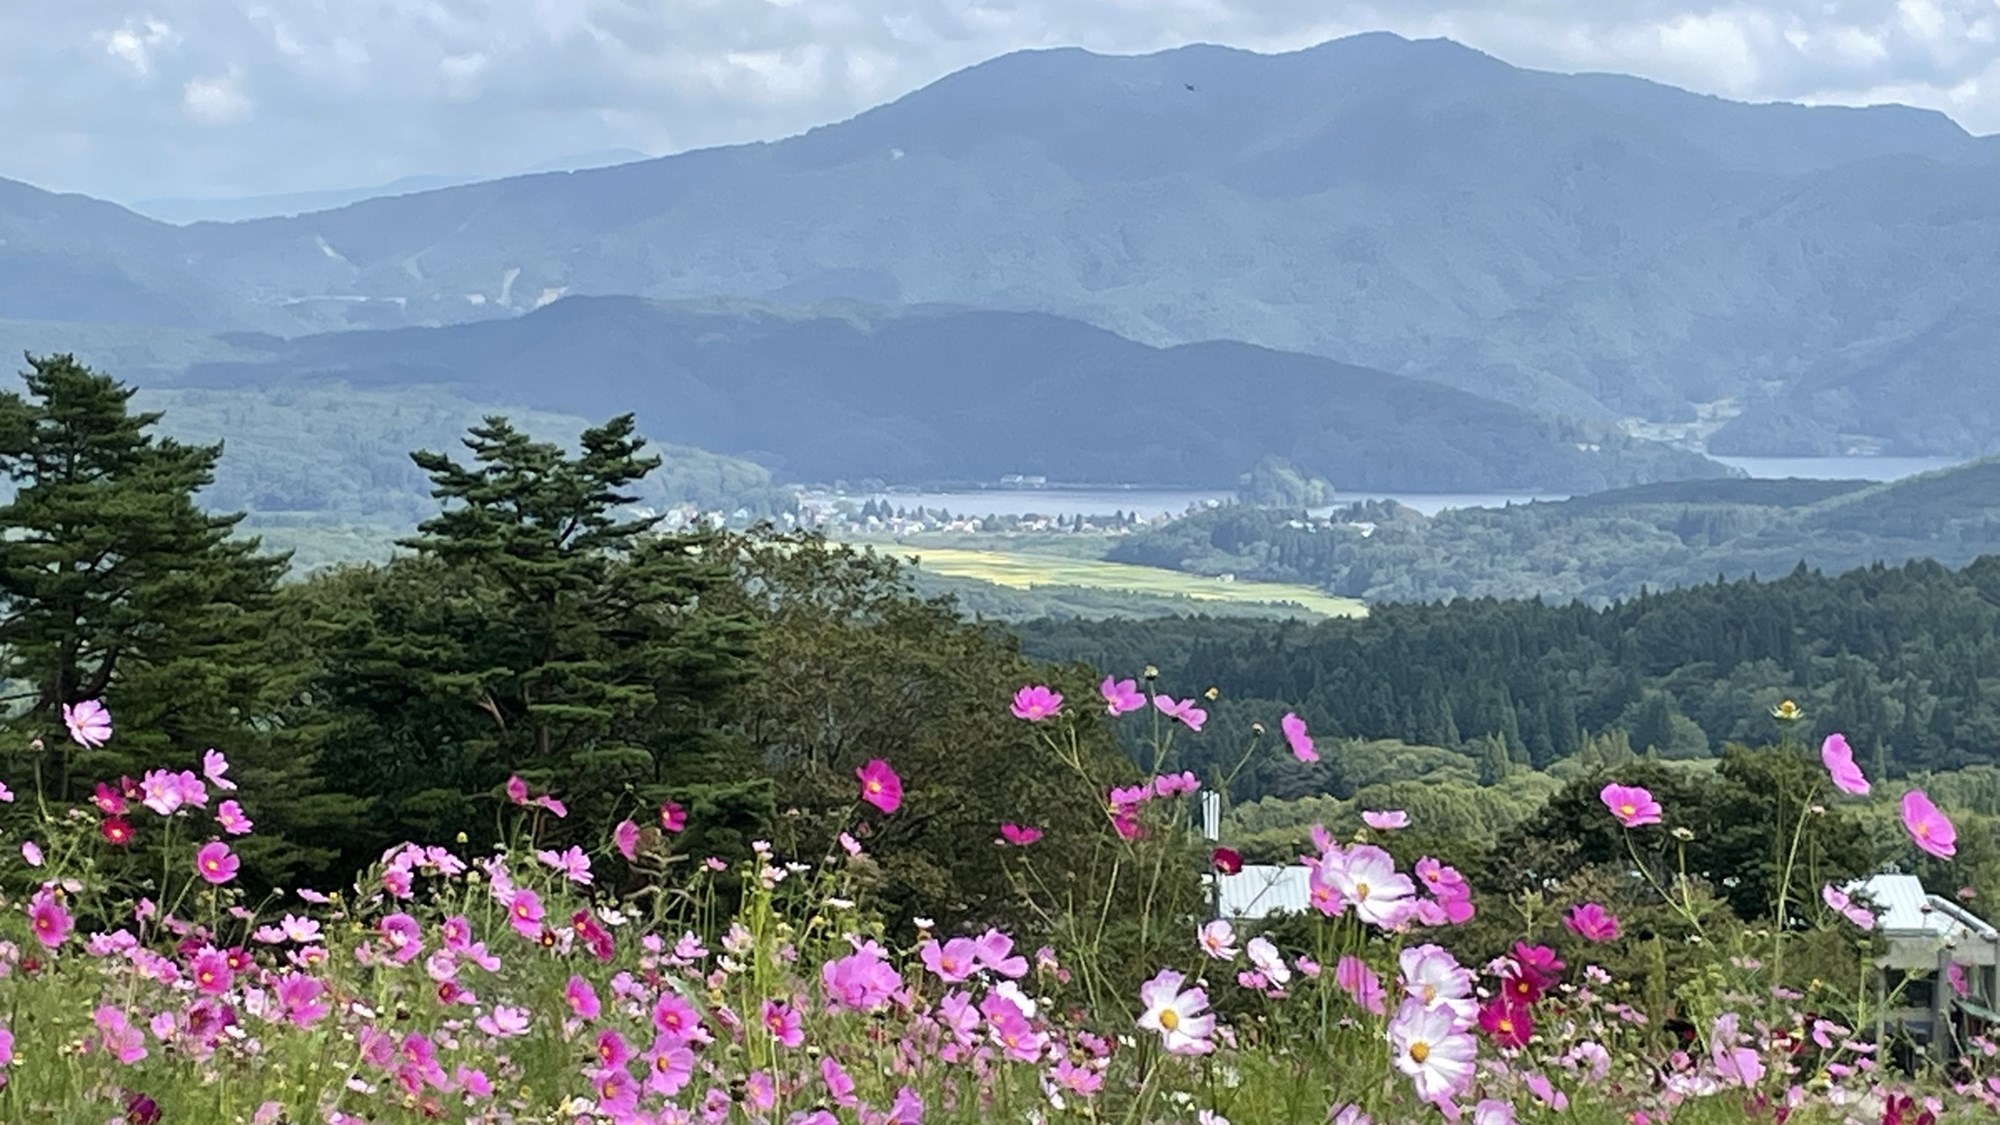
(1207, 864), (1315, 920)
(1849, 874), (1975, 938)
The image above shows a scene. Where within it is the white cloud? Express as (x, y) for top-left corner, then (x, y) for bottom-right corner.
(6, 1), (2000, 201)
(182, 72), (252, 123)
(97, 16), (179, 77)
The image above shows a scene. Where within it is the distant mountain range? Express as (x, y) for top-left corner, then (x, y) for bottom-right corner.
(125, 150), (653, 224)
(6, 32), (1999, 462)
(168, 296), (1721, 493)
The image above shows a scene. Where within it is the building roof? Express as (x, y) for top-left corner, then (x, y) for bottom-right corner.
(1207, 864), (1314, 920)
(1850, 873), (1998, 941)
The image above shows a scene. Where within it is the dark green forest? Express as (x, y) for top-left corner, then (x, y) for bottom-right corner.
(6, 355), (2000, 957)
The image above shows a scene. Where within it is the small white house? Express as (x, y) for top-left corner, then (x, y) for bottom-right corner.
(1850, 872), (2000, 1059)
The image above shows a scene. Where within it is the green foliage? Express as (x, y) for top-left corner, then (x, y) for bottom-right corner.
(283, 415), (762, 870)
(1021, 554), (2000, 781)
(705, 533), (1140, 936)
(0, 354), (359, 879)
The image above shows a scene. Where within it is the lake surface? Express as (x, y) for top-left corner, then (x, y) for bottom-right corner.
(854, 457), (1976, 520)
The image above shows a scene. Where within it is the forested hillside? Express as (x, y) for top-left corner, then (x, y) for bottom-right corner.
(1108, 462), (2000, 603)
(1019, 554), (2000, 787)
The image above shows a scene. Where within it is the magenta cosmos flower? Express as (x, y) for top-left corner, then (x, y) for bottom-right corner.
(63, 699), (112, 748)
(998, 823), (1042, 847)
(1153, 695), (1207, 732)
(1563, 902), (1621, 943)
(1100, 677), (1146, 716)
(1599, 783), (1662, 828)
(1819, 733), (1871, 796)
(1902, 789), (1957, 859)
(1010, 685), (1063, 721)
(1281, 712), (1319, 763)
(856, 759), (902, 815)
(194, 840), (240, 885)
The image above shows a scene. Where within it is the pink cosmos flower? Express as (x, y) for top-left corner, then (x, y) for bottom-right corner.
(505, 889), (545, 940)
(379, 913), (423, 963)
(1101, 677), (1146, 715)
(92, 1006), (147, 1064)
(1319, 844), (1415, 928)
(1389, 998), (1479, 1102)
(535, 845), (593, 885)
(91, 782), (126, 816)
(1363, 809), (1409, 831)
(1599, 783), (1662, 828)
(1153, 695), (1207, 732)
(973, 928), (1029, 978)
(1136, 969), (1215, 1055)
(216, 800), (253, 836)
(1819, 733), (1871, 796)
(565, 976), (601, 1020)
(613, 820), (640, 860)
(1399, 944), (1476, 1022)
(19, 841), (41, 868)
(1281, 712), (1318, 763)
(856, 759), (903, 815)
(29, 888), (72, 948)
(1710, 1012), (1766, 1087)
(0, 782), (12, 803)
(474, 1005), (530, 1039)
(1563, 902), (1621, 943)
(1902, 789), (1958, 859)
(63, 699), (112, 749)
(1822, 883), (1876, 931)
(999, 823), (1042, 847)
(1478, 996), (1533, 1049)
(1335, 955), (1386, 1015)
(1011, 684), (1063, 721)
(194, 841), (240, 885)
(504, 775), (529, 805)
(190, 947), (233, 995)
(202, 748), (237, 792)
(659, 800), (687, 833)
(821, 942), (902, 1012)
(643, 1035), (695, 1097)
(1198, 919), (1238, 960)
(761, 1000), (804, 1048)
(921, 937), (979, 983)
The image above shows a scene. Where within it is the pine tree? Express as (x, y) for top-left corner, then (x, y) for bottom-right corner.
(0, 355), (357, 878)
(390, 414), (759, 825)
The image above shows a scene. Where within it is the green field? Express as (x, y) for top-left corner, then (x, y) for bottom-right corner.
(889, 545), (1367, 618)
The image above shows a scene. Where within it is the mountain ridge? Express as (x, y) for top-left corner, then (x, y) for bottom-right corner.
(7, 32), (2000, 453)
(165, 294), (1727, 493)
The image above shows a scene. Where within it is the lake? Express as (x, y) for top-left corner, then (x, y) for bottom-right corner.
(851, 456), (1975, 520)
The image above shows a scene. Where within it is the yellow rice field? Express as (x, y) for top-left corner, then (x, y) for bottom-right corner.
(890, 545), (1367, 618)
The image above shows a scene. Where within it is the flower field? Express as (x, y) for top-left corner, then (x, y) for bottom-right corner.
(1, 685), (1995, 1125)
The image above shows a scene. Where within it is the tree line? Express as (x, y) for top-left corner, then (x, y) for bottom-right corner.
(0, 356), (1126, 930)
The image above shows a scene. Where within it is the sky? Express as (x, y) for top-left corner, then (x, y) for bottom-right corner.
(4, 1), (1998, 203)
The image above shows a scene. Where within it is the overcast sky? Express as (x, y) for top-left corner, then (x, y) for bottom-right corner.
(5, 1), (1997, 203)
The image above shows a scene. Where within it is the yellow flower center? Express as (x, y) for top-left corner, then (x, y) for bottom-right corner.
(1355, 882), (1371, 900)
(1410, 1040), (1431, 1065)
(1159, 1009), (1180, 1031)
(1618, 803), (1635, 817)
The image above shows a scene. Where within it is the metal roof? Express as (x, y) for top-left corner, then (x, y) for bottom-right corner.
(1207, 864), (1315, 921)
(1848, 873), (1998, 940)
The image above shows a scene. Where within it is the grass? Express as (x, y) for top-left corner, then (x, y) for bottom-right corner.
(884, 544), (1367, 618)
